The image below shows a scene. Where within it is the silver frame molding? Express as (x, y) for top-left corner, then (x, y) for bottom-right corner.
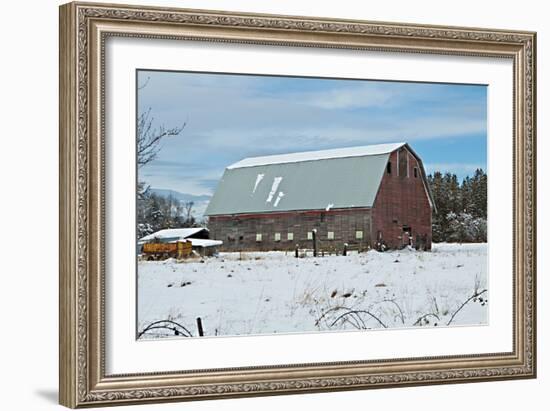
(59, 2), (536, 408)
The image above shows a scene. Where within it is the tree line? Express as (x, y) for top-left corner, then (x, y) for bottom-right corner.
(137, 188), (198, 239)
(137, 168), (488, 243)
(427, 168), (487, 243)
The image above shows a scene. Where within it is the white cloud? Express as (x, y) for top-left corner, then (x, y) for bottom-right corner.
(293, 83), (398, 110)
(139, 76), (485, 155)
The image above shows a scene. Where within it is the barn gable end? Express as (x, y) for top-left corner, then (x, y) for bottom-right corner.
(371, 146), (433, 250)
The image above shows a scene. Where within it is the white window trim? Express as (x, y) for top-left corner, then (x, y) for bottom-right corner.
(287, 232), (294, 241)
(274, 232), (281, 242)
(307, 232), (313, 240)
(327, 231), (334, 240)
(256, 233), (262, 242)
(356, 230), (363, 239)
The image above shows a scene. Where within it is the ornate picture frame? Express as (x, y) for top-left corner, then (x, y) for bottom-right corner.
(59, 1), (536, 408)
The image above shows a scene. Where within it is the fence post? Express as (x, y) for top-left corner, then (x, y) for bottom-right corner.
(295, 244), (299, 258)
(312, 229), (317, 257)
(196, 317), (204, 337)
(343, 243), (348, 256)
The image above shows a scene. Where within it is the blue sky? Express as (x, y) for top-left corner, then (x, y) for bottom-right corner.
(137, 70), (487, 196)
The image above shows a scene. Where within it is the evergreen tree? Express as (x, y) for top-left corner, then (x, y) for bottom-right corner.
(427, 168), (487, 243)
(471, 168), (487, 219)
(461, 176), (474, 215)
(427, 172), (446, 242)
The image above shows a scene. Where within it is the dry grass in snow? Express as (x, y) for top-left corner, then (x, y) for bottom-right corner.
(137, 243), (487, 339)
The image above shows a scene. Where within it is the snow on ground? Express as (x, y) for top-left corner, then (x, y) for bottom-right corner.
(137, 243), (487, 339)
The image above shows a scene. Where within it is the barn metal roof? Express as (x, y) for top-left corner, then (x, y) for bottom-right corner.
(205, 143), (412, 216)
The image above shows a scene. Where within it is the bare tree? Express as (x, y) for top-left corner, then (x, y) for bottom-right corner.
(137, 107), (185, 168)
(182, 201), (195, 226)
(136, 77), (186, 238)
(137, 75), (151, 90)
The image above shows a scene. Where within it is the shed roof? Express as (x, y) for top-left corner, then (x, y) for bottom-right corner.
(205, 143), (416, 216)
(185, 238), (223, 248)
(138, 227), (207, 244)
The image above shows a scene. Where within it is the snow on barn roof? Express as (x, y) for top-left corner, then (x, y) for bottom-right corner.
(205, 142), (433, 216)
(227, 142), (406, 169)
(138, 227), (207, 244)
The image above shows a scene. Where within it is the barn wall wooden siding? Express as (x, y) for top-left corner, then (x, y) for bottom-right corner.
(208, 208), (372, 252)
(372, 148), (432, 250)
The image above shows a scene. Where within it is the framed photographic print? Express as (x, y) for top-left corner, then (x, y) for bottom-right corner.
(59, 1), (537, 408)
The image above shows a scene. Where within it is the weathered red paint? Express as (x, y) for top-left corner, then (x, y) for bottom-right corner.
(371, 147), (432, 249)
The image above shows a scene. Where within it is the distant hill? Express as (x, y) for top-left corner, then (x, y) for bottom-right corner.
(149, 188), (211, 203)
(149, 188), (211, 221)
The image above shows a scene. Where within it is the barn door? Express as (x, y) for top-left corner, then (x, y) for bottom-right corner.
(402, 225), (412, 248)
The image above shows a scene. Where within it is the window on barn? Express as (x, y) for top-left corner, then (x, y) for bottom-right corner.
(256, 233), (262, 242)
(414, 167), (418, 178)
(327, 231), (334, 240)
(287, 232), (294, 241)
(386, 161), (392, 174)
(402, 226), (412, 246)
(274, 233), (281, 242)
(307, 231), (313, 240)
(356, 230), (363, 239)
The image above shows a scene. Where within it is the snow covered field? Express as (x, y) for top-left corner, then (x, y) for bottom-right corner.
(137, 243), (487, 339)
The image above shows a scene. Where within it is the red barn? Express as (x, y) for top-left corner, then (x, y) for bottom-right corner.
(205, 142), (435, 251)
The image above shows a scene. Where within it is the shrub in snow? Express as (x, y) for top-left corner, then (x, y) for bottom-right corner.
(446, 212), (487, 243)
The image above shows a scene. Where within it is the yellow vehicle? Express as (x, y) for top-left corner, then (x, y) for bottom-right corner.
(142, 240), (192, 260)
